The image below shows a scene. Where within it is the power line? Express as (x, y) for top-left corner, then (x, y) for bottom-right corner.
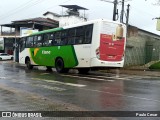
(0, 0), (73, 22)
(0, 0), (34, 17)
(99, 0), (114, 3)
(18, 0), (73, 19)
(0, 0), (45, 21)
(99, 0), (119, 21)
(131, 5), (158, 18)
(99, 0), (132, 22)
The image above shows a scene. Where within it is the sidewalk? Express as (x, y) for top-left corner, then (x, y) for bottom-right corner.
(109, 65), (160, 77)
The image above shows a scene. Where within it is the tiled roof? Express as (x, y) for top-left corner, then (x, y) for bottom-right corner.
(43, 11), (61, 17)
(1, 17), (59, 28)
(13, 17), (58, 24)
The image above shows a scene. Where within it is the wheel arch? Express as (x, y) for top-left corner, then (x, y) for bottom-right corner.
(55, 57), (64, 66)
(25, 56), (30, 64)
(54, 57), (69, 73)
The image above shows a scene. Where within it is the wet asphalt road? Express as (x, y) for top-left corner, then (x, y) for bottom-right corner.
(0, 61), (160, 120)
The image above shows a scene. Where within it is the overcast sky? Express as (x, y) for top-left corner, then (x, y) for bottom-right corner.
(0, 0), (160, 35)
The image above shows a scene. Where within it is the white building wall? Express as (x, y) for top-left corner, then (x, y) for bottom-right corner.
(44, 13), (60, 21)
(59, 16), (86, 27)
(43, 12), (87, 27)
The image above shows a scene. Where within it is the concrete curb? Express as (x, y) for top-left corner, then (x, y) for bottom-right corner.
(107, 69), (160, 77)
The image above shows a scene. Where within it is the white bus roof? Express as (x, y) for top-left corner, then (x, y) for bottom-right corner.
(63, 19), (125, 29)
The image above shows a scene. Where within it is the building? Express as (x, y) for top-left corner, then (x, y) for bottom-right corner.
(43, 11), (62, 21)
(125, 25), (160, 67)
(43, 5), (88, 27)
(0, 5), (87, 62)
(0, 17), (59, 61)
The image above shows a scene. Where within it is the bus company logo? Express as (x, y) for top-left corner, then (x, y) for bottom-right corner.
(2, 112), (11, 117)
(34, 48), (40, 56)
(42, 50), (51, 55)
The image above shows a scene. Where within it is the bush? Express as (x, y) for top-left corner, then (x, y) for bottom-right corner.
(149, 61), (160, 69)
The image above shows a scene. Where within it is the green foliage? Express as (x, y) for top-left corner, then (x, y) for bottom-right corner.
(149, 61), (160, 69)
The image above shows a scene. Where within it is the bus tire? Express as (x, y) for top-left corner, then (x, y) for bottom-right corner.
(78, 68), (90, 74)
(26, 58), (33, 70)
(55, 58), (69, 73)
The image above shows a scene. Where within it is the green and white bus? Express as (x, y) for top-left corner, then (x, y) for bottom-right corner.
(19, 19), (126, 73)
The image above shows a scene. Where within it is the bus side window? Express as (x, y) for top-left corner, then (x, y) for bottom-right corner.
(61, 30), (68, 45)
(75, 36), (83, 44)
(49, 33), (54, 46)
(26, 36), (34, 47)
(54, 32), (61, 45)
(76, 26), (84, 36)
(43, 33), (51, 46)
(37, 35), (43, 47)
(75, 26), (84, 44)
(33, 36), (38, 47)
(68, 28), (75, 45)
(84, 24), (93, 44)
(51, 33), (56, 45)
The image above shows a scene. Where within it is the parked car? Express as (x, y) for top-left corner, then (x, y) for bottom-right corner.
(0, 53), (13, 60)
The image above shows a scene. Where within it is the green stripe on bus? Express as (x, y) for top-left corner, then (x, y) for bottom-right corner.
(31, 27), (63, 36)
(29, 45), (78, 68)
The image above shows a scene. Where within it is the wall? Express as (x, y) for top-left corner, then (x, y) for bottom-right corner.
(44, 13), (60, 21)
(124, 25), (160, 67)
(59, 16), (86, 27)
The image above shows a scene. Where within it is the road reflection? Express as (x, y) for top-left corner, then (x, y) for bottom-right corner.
(100, 80), (124, 108)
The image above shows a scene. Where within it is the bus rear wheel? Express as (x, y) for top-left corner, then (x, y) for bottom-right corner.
(26, 58), (33, 70)
(78, 68), (90, 74)
(55, 58), (69, 73)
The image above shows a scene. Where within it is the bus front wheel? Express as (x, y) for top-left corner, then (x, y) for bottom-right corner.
(26, 58), (33, 70)
(55, 58), (69, 73)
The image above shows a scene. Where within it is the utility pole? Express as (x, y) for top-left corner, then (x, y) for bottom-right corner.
(113, 0), (118, 21)
(126, 4), (130, 27)
(100, 0), (118, 21)
(120, 0), (125, 23)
